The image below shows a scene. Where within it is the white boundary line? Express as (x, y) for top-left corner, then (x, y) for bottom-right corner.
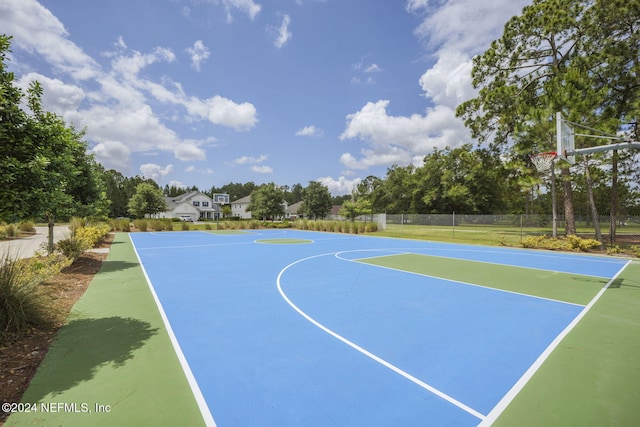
(276, 252), (486, 422)
(128, 234), (217, 427)
(479, 259), (633, 426)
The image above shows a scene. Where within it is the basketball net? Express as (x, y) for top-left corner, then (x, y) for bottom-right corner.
(530, 151), (556, 172)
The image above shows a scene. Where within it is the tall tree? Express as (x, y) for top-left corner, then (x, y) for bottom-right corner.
(456, 0), (594, 234)
(247, 183), (285, 220)
(300, 181), (332, 219)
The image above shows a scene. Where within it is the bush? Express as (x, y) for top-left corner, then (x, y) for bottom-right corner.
(607, 245), (623, 256)
(631, 246), (640, 258)
(181, 222), (190, 231)
(567, 235), (602, 252)
(75, 224), (111, 248)
(56, 237), (90, 260)
(134, 219), (148, 231)
(3, 223), (17, 238)
(110, 218), (131, 232)
(0, 253), (70, 342)
(18, 221), (36, 233)
(521, 234), (602, 252)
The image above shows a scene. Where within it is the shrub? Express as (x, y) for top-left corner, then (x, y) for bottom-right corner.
(631, 246), (640, 258)
(521, 234), (602, 252)
(181, 222), (190, 231)
(134, 219), (148, 231)
(567, 235), (602, 252)
(69, 217), (85, 237)
(607, 245), (622, 256)
(56, 237), (90, 260)
(75, 224), (111, 248)
(3, 223), (17, 238)
(110, 218), (131, 232)
(0, 253), (70, 342)
(205, 223), (212, 230)
(18, 221), (36, 233)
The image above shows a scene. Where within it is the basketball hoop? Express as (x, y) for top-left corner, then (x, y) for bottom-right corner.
(530, 151), (556, 172)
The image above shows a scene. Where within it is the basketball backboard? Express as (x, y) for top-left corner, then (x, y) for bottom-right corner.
(556, 112), (576, 165)
(213, 193), (229, 204)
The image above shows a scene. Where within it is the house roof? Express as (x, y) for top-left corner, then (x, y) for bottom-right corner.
(165, 191), (218, 211)
(286, 201), (303, 214)
(233, 195), (252, 204)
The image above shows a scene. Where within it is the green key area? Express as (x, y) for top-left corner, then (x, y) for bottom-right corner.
(357, 253), (608, 305)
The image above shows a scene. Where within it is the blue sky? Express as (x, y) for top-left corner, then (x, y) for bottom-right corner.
(1, 0), (530, 195)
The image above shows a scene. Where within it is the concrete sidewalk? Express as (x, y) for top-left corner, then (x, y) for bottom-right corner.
(0, 225), (70, 259)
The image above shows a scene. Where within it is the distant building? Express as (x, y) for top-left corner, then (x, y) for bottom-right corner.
(159, 191), (220, 221)
(231, 195), (253, 219)
(231, 195), (290, 220)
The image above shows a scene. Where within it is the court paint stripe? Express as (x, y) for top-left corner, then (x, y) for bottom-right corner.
(479, 259), (633, 426)
(276, 252), (486, 422)
(129, 234), (217, 427)
(335, 251), (587, 308)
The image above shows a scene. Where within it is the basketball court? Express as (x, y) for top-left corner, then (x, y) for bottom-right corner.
(126, 229), (629, 426)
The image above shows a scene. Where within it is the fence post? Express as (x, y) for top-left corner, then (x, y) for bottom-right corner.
(520, 214), (523, 240)
(452, 211), (455, 239)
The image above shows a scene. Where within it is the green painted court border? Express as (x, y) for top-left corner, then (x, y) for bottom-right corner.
(357, 253), (608, 305)
(5, 233), (205, 427)
(492, 260), (640, 426)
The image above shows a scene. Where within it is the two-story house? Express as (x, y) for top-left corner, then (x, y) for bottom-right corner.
(159, 191), (220, 221)
(231, 195), (290, 220)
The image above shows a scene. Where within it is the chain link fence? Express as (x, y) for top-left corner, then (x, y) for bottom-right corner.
(379, 213), (640, 244)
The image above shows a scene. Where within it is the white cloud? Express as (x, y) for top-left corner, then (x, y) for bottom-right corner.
(111, 47), (176, 79)
(115, 36), (127, 49)
(338, 0), (530, 172)
(272, 14), (292, 48)
(295, 125), (323, 137)
(174, 142), (206, 161)
(186, 40), (210, 72)
(405, 0), (429, 14)
(233, 154), (268, 165)
(411, 0), (528, 55)
(203, 96), (258, 129)
(418, 51), (474, 108)
(364, 63), (382, 73)
(222, 0), (262, 23)
(91, 140), (132, 170)
(351, 57), (382, 85)
(251, 165), (273, 174)
(0, 0), (100, 80)
(186, 166), (196, 172)
(340, 100), (470, 169)
(140, 163), (174, 181)
(317, 176), (361, 196)
(168, 180), (187, 188)
(17, 72), (85, 115)
(0, 2), (260, 175)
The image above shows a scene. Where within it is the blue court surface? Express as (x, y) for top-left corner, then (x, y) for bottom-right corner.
(129, 230), (628, 426)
